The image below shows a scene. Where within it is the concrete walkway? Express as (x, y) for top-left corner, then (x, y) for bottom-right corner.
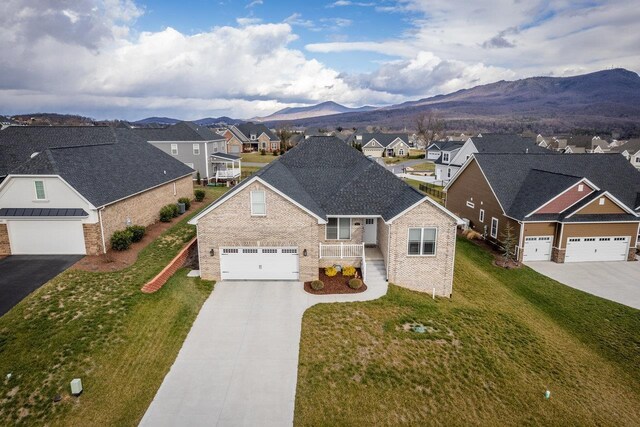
(140, 260), (388, 426)
(526, 260), (640, 309)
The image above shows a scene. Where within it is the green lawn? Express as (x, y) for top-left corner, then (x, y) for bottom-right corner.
(409, 162), (435, 172)
(295, 238), (640, 426)
(241, 152), (278, 163)
(0, 186), (228, 426)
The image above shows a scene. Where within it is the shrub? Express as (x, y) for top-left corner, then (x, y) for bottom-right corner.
(348, 278), (363, 290)
(126, 225), (145, 243)
(159, 205), (174, 222)
(170, 203), (179, 217)
(260, 149), (266, 155)
(279, 149), (285, 155)
(196, 171), (201, 185)
(111, 229), (133, 251)
(311, 280), (324, 291)
(342, 265), (356, 277)
(324, 266), (338, 277)
(194, 189), (205, 202)
(178, 197), (191, 210)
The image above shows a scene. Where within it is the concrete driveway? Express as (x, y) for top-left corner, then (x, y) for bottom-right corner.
(526, 261), (640, 309)
(0, 255), (83, 317)
(141, 260), (387, 426)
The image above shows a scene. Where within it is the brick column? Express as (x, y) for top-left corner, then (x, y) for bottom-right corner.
(0, 224), (11, 255)
(551, 247), (566, 263)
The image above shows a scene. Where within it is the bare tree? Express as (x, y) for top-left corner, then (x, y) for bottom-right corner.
(276, 123), (293, 152)
(414, 110), (444, 149)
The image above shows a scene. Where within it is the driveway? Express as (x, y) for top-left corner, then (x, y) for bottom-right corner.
(526, 261), (640, 309)
(141, 261), (387, 426)
(0, 255), (83, 316)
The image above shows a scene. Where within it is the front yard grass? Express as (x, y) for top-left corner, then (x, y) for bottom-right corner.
(0, 186), (228, 425)
(295, 238), (640, 426)
(241, 152), (278, 163)
(409, 162), (435, 172)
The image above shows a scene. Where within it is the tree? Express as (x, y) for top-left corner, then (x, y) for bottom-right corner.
(276, 124), (292, 151)
(196, 171), (201, 185)
(499, 223), (518, 262)
(415, 110), (444, 149)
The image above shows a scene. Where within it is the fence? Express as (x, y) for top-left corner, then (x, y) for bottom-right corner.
(419, 183), (446, 203)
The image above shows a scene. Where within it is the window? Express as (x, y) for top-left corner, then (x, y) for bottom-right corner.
(599, 197), (605, 205)
(34, 180), (46, 200)
(490, 217), (498, 238)
(447, 168), (452, 178)
(326, 218), (351, 240)
(407, 228), (437, 256)
(442, 152), (450, 162)
(193, 144), (200, 155)
(466, 201), (475, 208)
(578, 184), (584, 192)
(635, 157), (640, 163)
(365, 218), (375, 225)
(213, 146), (218, 153)
(479, 209), (485, 223)
(271, 142), (278, 150)
(251, 134), (257, 140)
(398, 148), (405, 156)
(251, 190), (266, 216)
(170, 144), (178, 155)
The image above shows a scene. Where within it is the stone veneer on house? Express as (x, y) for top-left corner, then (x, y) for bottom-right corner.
(0, 224), (10, 255)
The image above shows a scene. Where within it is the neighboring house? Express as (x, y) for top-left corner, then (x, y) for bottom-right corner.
(563, 135), (609, 154)
(355, 133), (411, 158)
(0, 116), (15, 130)
(435, 134), (548, 184)
(225, 123), (280, 153)
(132, 121), (238, 184)
(445, 153), (640, 263)
(0, 141), (193, 256)
(427, 140), (464, 161)
(612, 139), (640, 170)
(0, 126), (137, 183)
(189, 136), (463, 296)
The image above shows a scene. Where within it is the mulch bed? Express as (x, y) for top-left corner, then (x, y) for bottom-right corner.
(71, 199), (208, 273)
(458, 229), (523, 269)
(304, 268), (367, 294)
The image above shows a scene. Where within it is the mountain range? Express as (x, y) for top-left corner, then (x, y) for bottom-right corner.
(133, 116), (241, 126)
(251, 101), (377, 122)
(262, 68), (640, 135)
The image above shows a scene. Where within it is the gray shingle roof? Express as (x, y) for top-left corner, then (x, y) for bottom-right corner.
(469, 134), (549, 154)
(209, 136), (425, 221)
(612, 138), (640, 155)
(0, 126), (141, 177)
(11, 142), (194, 208)
(361, 133), (409, 148)
(473, 153), (640, 220)
(211, 152), (240, 161)
(133, 121), (224, 141)
(235, 123), (278, 141)
(429, 140), (464, 152)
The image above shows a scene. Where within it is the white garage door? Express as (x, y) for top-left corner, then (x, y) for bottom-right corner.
(362, 148), (382, 158)
(229, 145), (241, 154)
(220, 247), (299, 280)
(523, 236), (552, 261)
(8, 220), (86, 255)
(565, 236), (629, 262)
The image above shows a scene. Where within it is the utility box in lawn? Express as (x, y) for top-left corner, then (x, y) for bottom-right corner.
(177, 203), (186, 214)
(70, 378), (83, 396)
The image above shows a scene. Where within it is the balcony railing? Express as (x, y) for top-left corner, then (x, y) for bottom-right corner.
(215, 169), (241, 179)
(319, 242), (364, 258)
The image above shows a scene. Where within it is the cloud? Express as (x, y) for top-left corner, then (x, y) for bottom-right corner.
(236, 17), (263, 26)
(246, 0), (263, 9)
(283, 13), (315, 29)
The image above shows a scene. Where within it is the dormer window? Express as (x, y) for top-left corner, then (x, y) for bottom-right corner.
(599, 197), (605, 205)
(250, 134), (257, 140)
(442, 152), (450, 162)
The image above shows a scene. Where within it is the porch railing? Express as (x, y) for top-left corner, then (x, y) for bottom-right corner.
(319, 242), (364, 258)
(215, 169), (241, 179)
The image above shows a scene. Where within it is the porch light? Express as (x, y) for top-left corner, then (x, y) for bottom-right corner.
(210, 249), (215, 256)
(303, 249), (307, 257)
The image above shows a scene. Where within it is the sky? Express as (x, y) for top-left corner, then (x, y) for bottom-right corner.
(0, 0), (638, 120)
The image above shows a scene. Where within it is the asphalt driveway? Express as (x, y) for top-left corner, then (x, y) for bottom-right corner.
(0, 255), (83, 317)
(527, 260), (640, 309)
(141, 261), (388, 426)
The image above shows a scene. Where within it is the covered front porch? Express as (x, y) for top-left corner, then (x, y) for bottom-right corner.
(210, 153), (241, 182)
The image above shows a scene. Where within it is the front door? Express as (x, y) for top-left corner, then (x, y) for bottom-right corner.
(364, 218), (377, 245)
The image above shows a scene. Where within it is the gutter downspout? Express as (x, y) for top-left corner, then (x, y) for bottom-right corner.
(204, 142), (210, 181)
(98, 207), (107, 254)
(386, 221), (391, 282)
